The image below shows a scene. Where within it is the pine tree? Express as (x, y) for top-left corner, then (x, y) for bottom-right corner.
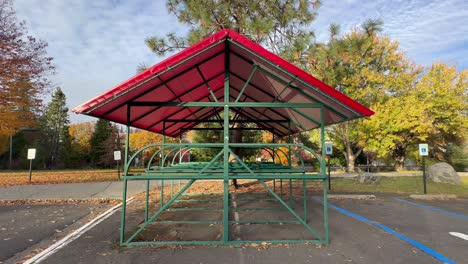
(145, 0), (320, 64)
(90, 119), (118, 168)
(143, 0), (320, 168)
(38, 88), (71, 169)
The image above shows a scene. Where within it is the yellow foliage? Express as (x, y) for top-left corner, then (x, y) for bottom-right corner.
(69, 122), (94, 153)
(129, 130), (162, 151)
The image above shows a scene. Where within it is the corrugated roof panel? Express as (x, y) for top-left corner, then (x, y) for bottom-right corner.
(73, 29), (373, 137)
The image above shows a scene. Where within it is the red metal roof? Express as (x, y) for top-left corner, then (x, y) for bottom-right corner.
(73, 29), (373, 137)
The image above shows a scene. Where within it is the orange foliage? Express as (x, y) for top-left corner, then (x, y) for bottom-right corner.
(69, 122), (94, 153)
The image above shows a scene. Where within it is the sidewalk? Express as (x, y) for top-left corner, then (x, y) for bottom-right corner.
(0, 181), (162, 200)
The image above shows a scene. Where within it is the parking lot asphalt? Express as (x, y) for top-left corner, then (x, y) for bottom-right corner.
(29, 197), (466, 264)
(0, 203), (108, 262)
(327, 197), (468, 264)
(2, 193), (466, 264)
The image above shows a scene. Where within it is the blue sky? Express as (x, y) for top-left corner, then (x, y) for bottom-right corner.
(14, 0), (468, 123)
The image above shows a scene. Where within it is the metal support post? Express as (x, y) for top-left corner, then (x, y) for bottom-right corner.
(303, 177), (307, 222)
(222, 43), (230, 242)
(161, 122), (166, 207)
(280, 179), (283, 200)
(328, 157), (331, 190)
(28, 159), (33, 183)
(145, 180), (150, 223)
(120, 106), (131, 245)
(320, 105), (329, 244)
(289, 179), (293, 208)
(288, 120), (292, 167)
(422, 156), (427, 194)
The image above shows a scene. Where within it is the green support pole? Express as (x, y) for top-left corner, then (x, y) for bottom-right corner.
(272, 133), (276, 163)
(120, 106), (131, 245)
(288, 120), (292, 167)
(126, 180), (196, 244)
(272, 134), (276, 194)
(179, 134), (182, 163)
(289, 179), (293, 208)
(145, 179), (149, 223)
(258, 179), (321, 240)
(288, 121), (292, 207)
(303, 177), (307, 222)
(160, 181), (164, 208)
(320, 105), (329, 244)
(280, 179), (283, 200)
(179, 134), (182, 192)
(171, 180), (174, 198)
(222, 42), (230, 243)
(161, 122), (166, 208)
(120, 178), (128, 244)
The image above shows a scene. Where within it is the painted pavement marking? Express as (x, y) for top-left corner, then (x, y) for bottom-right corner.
(449, 232), (468, 241)
(394, 198), (468, 220)
(23, 197), (134, 264)
(313, 197), (456, 264)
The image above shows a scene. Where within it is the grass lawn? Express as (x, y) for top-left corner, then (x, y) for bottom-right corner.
(0, 169), (121, 186)
(325, 176), (468, 196)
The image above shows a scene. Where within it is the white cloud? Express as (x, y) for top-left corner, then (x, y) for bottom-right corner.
(14, 0), (188, 123)
(13, 0), (468, 123)
(313, 0), (468, 68)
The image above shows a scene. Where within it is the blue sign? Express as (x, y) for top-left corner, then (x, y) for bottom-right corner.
(419, 144), (428, 156)
(325, 142), (333, 155)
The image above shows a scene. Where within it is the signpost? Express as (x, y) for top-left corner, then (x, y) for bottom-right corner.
(114, 151), (122, 179)
(419, 143), (429, 194)
(27, 149), (36, 183)
(325, 142), (333, 190)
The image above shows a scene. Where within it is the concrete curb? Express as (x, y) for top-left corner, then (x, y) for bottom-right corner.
(409, 194), (457, 200)
(328, 194), (376, 200)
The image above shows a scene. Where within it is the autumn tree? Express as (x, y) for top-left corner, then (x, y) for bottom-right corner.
(69, 121), (94, 167)
(414, 63), (467, 161)
(364, 63), (467, 170)
(0, 0), (54, 136)
(308, 20), (421, 171)
(129, 130), (163, 166)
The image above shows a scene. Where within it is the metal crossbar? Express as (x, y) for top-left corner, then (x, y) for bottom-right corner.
(119, 48), (331, 246)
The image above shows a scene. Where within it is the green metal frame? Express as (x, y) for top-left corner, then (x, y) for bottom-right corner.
(119, 52), (331, 246)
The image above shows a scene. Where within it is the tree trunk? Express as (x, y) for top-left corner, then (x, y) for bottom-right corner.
(343, 142), (363, 173)
(392, 143), (406, 171)
(346, 153), (356, 173)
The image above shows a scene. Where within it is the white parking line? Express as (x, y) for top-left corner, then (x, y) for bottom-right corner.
(23, 197), (134, 264)
(449, 232), (468, 241)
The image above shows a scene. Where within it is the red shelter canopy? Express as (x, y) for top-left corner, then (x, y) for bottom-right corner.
(73, 29), (373, 137)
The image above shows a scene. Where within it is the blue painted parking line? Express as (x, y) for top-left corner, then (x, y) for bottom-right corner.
(312, 197), (456, 264)
(394, 198), (468, 220)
